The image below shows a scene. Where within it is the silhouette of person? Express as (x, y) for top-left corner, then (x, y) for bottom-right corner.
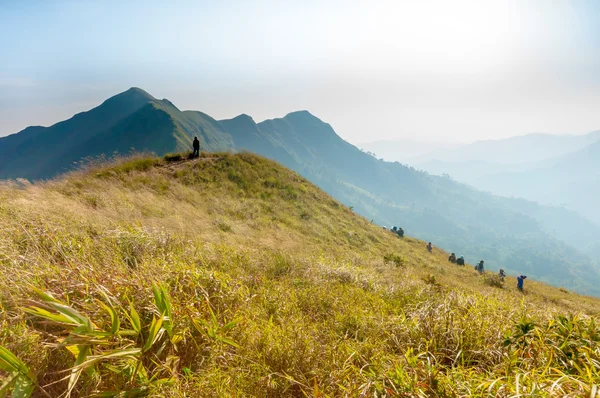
(192, 136), (200, 158)
(498, 269), (506, 281)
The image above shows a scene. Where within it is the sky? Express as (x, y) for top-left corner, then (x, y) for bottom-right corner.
(1, 0), (600, 144)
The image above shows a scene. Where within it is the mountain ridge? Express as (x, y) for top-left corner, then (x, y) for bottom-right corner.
(2, 87), (600, 295)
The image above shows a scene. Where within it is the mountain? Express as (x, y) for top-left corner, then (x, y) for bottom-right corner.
(0, 88), (232, 179)
(357, 139), (462, 162)
(475, 140), (600, 225)
(3, 153), (599, 397)
(2, 88), (600, 295)
(411, 131), (600, 165)
(404, 131), (600, 190)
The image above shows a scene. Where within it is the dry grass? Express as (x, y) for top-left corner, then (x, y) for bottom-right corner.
(0, 152), (599, 397)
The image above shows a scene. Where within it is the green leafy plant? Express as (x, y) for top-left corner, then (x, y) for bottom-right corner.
(0, 345), (36, 398)
(191, 300), (241, 348)
(384, 253), (405, 267)
(22, 284), (182, 397)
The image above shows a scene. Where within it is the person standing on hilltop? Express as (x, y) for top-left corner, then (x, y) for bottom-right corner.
(192, 136), (200, 158)
(517, 275), (527, 291)
(427, 242), (433, 253)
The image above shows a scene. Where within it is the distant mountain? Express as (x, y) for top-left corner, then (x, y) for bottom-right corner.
(357, 139), (462, 162)
(2, 88), (600, 295)
(361, 133), (600, 189)
(409, 131), (600, 226)
(413, 159), (539, 184)
(475, 140), (600, 225)
(412, 131), (600, 165)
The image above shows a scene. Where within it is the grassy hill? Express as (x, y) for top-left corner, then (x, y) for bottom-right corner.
(1, 153), (599, 397)
(0, 88), (233, 180)
(2, 88), (600, 296)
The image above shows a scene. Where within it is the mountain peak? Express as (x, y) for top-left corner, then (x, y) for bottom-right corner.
(106, 87), (156, 104)
(232, 114), (256, 123)
(284, 110), (320, 120)
(220, 114), (258, 130)
(125, 86), (153, 96)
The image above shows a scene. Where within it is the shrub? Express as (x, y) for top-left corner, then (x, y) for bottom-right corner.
(299, 210), (311, 220)
(217, 222), (232, 232)
(82, 193), (100, 208)
(423, 274), (439, 286)
(164, 153), (183, 162)
(263, 177), (281, 188)
(228, 171), (247, 189)
(268, 252), (292, 278)
(484, 274), (505, 288)
(384, 253), (405, 267)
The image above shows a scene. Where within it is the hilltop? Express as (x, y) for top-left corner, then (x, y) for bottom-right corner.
(0, 153), (599, 397)
(2, 88), (600, 296)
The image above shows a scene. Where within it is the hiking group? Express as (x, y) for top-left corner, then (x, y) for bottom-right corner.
(442, 250), (528, 291)
(447, 251), (527, 291)
(381, 224), (528, 291)
(383, 225), (404, 238)
(448, 253), (465, 265)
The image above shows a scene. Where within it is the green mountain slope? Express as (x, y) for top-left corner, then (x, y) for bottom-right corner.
(1, 88), (600, 295)
(253, 111), (600, 294)
(0, 89), (234, 179)
(0, 87), (155, 178)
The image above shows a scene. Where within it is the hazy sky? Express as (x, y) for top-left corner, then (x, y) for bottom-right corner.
(1, 0), (600, 143)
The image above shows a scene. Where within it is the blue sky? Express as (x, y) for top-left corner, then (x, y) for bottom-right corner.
(1, 0), (600, 143)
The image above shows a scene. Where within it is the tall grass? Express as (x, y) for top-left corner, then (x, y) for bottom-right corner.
(0, 153), (599, 396)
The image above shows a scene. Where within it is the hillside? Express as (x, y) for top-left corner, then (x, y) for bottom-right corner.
(1, 153), (599, 397)
(2, 88), (600, 296)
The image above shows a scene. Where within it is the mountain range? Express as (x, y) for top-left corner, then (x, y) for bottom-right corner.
(474, 140), (600, 225)
(369, 131), (600, 226)
(2, 87), (600, 295)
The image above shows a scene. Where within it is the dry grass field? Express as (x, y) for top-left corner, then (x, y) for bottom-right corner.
(0, 152), (599, 397)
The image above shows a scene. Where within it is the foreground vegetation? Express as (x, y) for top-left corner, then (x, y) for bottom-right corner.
(0, 152), (599, 397)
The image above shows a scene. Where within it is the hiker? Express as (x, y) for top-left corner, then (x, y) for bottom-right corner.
(426, 242), (433, 253)
(192, 136), (200, 158)
(392, 226), (398, 232)
(517, 275), (527, 291)
(397, 227), (404, 238)
(475, 260), (484, 273)
(498, 269), (506, 281)
(456, 255), (465, 266)
(448, 253), (456, 263)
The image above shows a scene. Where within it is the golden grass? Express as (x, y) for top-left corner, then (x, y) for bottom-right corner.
(0, 152), (599, 397)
